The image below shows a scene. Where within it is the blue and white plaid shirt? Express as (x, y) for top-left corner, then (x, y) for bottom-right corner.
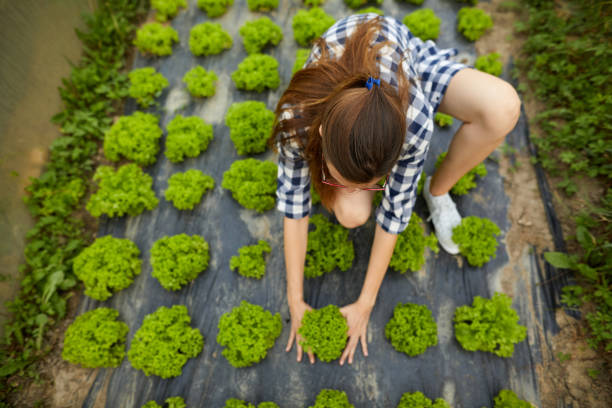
(276, 13), (467, 234)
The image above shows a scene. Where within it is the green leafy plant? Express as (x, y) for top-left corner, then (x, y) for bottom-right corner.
(103, 111), (162, 166)
(304, 0), (325, 6)
(142, 396), (187, 408)
(385, 303), (438, 357)
(396, 392), (450, 408)
(231, 54), (280, 92)
(305, 214), (355, 278)
(475, 52), (503, 76)
(435, 152), (487, 195)
(151, 0), (187, 22)
(298, 304), (348, 362)
(86, 163), (159, 217)
(216, 300), (282, 367)
(434, 112), (453, 127)
(225, 101), (275, 155)
(150, 233), (210, 291)
(165, 114), (214, 163)
(457, 7), (493, 41)
(292, 8), (335, 47)
(454, 292), (527, 357)
(358, 6), (383, 15)
(165, 169), (215, 210)
(62, 307), (128, 368)
(344, 0), (382, 10)
(293, 48), (311, 74)
(389, 213), (438, 273)
(493, 389), (533, 408)
(197, 0), (233, 18)
(246, 0), (278, 12)
(230, 240), (271, 279)
(189, 22), (233, 56)
(128, 305), (203, 378)
(221, 158), (277, 212)
(239, 17), (283, 55)
(309, 389), (354, 408)
(183, 66), (218, 98)
(128, 67), (169, 107)
(134, 22), (179, 56)
(72, 235), (142, 300)
(398, 0), (424, 4)
(224, 399), (279, 408)
(403, 9), (441, 41)
(452, 216), (501, 267)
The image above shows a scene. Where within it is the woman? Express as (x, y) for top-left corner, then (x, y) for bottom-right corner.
(270, 13), (520, 366)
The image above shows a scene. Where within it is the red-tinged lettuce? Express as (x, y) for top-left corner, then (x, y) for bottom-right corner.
(452, 216), (501, 267)
(309, 389), (354, 408)
(128, 67), (169, 107)
(396, 391), (450, 408)
(86, 164), (159, 218)
(435, 152), (487, 195)
(494, 389), (533, 408)
(150, 234), (210, 291)
(298, 305), (348, 362)
(292, 8), (335, 47)
(221, 158), (277, 212)
(134, 22), (179, 56)
(103, 111), (162, 166)
(453, 292), (527, 357)
(239, 17), (283, 55)
(73, 235), (142, 301)
(165, 170), (215, 210)
(128, 305), (204, 378)
(165, 114), (214, 163)
(231, 54), (280, 92)
(230, 240), (271, 279)
(305, 214), (355, 278)
(189, 22), (233, 56)
(62, 307), (128, 368)
(385, 303), (438, 357)
(389, 213), (438, 273)
(225, 101), (275, 155)
(217, 300), (282, 368)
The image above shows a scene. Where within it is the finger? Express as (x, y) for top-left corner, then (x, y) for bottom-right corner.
(360, 334), (369, 357)
(286, 330), (295, 352)
(308, 351), (315, 364)
(297, 343), (303, 362)
(340, 337), (356, 366)
(348, 346), (355, 365)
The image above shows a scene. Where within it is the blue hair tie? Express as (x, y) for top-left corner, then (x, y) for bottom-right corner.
(365, 76), (381, 90)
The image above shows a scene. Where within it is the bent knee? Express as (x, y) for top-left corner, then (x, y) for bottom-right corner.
(482, 82), (521, 140)
(334, 201), (371, 229)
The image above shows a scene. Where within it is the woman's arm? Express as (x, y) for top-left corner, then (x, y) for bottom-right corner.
(339, 222), (398, 365)
(283, 215), (316, 363)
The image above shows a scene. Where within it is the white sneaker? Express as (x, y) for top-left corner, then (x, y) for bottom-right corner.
(423, 176), (461, 255)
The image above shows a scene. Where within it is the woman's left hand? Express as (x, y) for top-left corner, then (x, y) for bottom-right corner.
(339, 300), (373, 365)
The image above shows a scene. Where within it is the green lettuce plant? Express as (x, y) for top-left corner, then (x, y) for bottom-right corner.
(73, 235), (142, 301)
(197, 0), (233, 18)
(298, 304), (348, 362)
(165, 114), (214, 163)
(150, 233), (210, 291)
(247, 0), (278, 12)
(309, 389), (354, 408)
(183, 66), (218, 98)
(389, 213), (438, 273)
(225, 101), (275, 155)
(398, 0), (424, 4)
(142, 396), (186, 408)
(385, 303), (438, 357)
(358, 6), (383, 15)
(221, 158), (277, 212)
(134, 22), (179, 56)
(304, 0), (325, 6)
(128, 305), (204, 378)
(475, 52), (503, 76)
(435, 152), (487, 195)
(293, 48), (311, 74)
(396, 392), (450, 408)
(128, 67), (169, 107)
(434, 112), (453, 127)
(230, 240), (271, 279)
(62, 307), (128, 368)
(231, 54), (280, 92)
(457, 0), (478, 5)
(457, 7), (493, 41)
(453, 292), (527, 357)
(452, 216), (501, 267)
(494, 389), (533, 408)
(343, 0), (382, 10)
(103, 111), (162, 166)
(239, 17), (283, 55)
(217, 300), (282, 367)
(86, 163), (159, 217)
(189, 22), (233, 56)
(292, 8), (335, 47)
(151, 0), (187, 22)
(403, 9), (441, 41)
(165, 170), (215, 210)
(305, 214), (355, 278)
(224, 399), (279, 408)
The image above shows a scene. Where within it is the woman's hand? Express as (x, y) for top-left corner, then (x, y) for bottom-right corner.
(339, 300), (373, 365)
(286, 299), (315, 364)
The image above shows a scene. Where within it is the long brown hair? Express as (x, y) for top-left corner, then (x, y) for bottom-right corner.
(270, 16), (410, 211)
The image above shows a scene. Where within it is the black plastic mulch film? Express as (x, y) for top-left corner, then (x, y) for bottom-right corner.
(79, 0), (572, 406)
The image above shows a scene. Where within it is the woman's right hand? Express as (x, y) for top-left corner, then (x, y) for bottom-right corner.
(286, 299), (315, 364)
